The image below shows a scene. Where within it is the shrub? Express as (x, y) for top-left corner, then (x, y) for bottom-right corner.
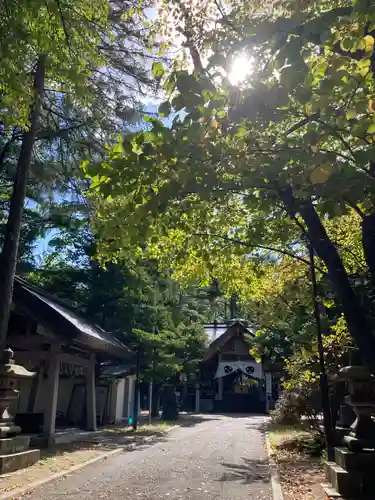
(270, 390), (301, 425)
(271, 382), (322, 435)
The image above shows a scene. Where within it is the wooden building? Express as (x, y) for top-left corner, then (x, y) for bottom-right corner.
(8, 277), (132, 442)
(194, 320), (277, 413)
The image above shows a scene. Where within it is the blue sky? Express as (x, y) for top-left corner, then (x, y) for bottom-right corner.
(31, 4), (174, 263)
(31, 102), (172, 263)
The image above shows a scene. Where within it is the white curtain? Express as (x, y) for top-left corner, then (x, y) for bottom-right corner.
(215, 361), (262, 380)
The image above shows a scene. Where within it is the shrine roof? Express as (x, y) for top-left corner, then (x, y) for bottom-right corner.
(202, 320), (256, 362)
(12, 277), (131, 360)
(204, 320), (255, 344)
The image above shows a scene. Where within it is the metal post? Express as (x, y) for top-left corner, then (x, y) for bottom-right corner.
(308, 243), (335, 461)
(133, 347), (140, 430)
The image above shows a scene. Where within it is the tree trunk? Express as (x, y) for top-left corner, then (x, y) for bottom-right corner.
(161, 385), (179, 421)
(281, 189), (375, 374)
(0, 55), (46, 352)
(362, 212), (375, 287)
(151, 382), (160, 417)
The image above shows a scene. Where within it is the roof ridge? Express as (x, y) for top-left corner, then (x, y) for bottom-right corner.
(14, 276), (107, 334)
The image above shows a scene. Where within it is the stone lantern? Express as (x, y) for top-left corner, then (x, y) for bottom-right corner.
(336, 365), (375, 452)
(323, 366), (375, 498)
(0, 347), (40, 473)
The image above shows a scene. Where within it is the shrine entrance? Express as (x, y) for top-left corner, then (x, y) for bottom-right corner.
(215, 366), (265, 413)
(199, 321), (271, 414)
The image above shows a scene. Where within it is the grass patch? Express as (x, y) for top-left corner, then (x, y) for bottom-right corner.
(269, 422), (324, 457)
(268, 423), (326, 499)
(105, 420), (175, 434)
(268, 423), (311, 448)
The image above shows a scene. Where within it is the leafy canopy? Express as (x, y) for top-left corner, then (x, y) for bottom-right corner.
(0, 0), (110, 127)
(87, 0), (375, 271)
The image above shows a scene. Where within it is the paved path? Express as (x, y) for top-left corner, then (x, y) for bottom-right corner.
(22, 415), (272, 500)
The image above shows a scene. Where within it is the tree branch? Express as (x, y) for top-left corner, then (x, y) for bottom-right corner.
(344, 199), (366, 219)
(191, 232), (325, 271)
(55, 0), (71, 47)
(286, 113), (320, 135)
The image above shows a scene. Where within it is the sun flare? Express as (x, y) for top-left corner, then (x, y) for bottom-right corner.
(228, 55), (254, 85)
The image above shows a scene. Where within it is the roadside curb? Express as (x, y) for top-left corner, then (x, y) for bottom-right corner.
(265, 433), (284, 500)
(0, 425), (180, 500)
(0, 448), (123, 500)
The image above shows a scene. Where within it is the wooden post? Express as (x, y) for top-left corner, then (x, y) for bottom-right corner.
(195, 383), (200, 413)
(265, 372), (272, 413)
(218, 376), (223, 401)
(126, 376), (135, 421)
(86, 353), (97, 431)
(27, 362), (44, 413)
(218, 354), (223, 401)
(43, 345), (61, 439)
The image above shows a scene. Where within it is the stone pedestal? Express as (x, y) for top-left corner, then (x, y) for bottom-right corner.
(341, 366), (375, 451)
(0, 348), (40, 474)
(323, 365), (375, 498)
(0, 435), (40, 474)
(323, 447), (375, 498)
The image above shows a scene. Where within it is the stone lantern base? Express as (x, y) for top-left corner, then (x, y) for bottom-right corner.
(323, 447), (375, 499)
(0, 435), (40, 474)
(0, 348), (40, 474)
(323, 366), (375, 498)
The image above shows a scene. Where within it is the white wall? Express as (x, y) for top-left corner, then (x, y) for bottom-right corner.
(125, 376), (136, 420)
(107, 376), (137, 424)
(115, 379), (125, 423)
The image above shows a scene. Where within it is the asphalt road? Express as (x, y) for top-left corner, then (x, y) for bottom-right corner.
(22, 414), (272, 500)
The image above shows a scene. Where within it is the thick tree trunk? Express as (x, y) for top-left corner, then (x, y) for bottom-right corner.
(281, 190), (375, 374)
(0, 55), (46, 352)
(161, 385), (179, 421)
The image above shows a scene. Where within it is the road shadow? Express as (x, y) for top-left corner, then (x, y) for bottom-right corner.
(246, 420), (270, 433)
(177, 414), (219, 426)
(36, 431), (168, 465)
(207, 413), (267, 419)
(220, 457), (270, 485)
(93, 430), (168, 450)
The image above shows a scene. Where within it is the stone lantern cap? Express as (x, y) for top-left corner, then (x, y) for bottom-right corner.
(333, 365), (374, 383)
(0, 347), (35, 378)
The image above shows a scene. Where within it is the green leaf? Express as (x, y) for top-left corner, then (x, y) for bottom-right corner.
(172, 94), (186, 111)
(152, 62), (165, 80)
(159, 101), (171, 118)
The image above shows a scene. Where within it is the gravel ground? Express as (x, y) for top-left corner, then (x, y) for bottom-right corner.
(21, 414), (272, 500)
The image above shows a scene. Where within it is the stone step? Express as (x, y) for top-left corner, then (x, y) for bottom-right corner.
(335, 446), (375, 471)
(0, 435), (30, 455)
(324, 461), (362, 497)
(322, 482), (375, 500)
(322, 483), (346, 499)
(0, 448), (40, 474)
